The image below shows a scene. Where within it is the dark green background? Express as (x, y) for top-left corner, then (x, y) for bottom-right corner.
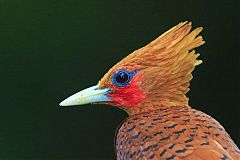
(0, 0), (239, 159)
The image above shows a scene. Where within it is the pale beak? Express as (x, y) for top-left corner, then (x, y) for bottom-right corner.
(59, 85), (111, 106)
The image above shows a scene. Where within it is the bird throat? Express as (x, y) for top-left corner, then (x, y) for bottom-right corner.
(124, 95), (190, 116)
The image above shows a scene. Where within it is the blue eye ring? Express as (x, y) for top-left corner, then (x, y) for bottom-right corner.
(111, 69), (139, 87)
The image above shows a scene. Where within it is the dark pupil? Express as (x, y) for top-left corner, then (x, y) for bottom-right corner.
(116, 72), (129, 84)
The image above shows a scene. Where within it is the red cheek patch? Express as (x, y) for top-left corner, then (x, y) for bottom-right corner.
(108, 73), (145, 107)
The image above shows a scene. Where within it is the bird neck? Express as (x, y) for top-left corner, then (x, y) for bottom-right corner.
(125, 98), (190, 116)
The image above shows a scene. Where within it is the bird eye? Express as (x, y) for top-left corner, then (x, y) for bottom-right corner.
(111, 69), (139, 87)
(111, 70), (130, 87)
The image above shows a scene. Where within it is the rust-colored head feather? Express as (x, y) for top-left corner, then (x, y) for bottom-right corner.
(99, 21), (205, 115)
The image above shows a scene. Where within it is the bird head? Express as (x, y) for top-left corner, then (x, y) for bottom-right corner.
(60, 21), (205, 115)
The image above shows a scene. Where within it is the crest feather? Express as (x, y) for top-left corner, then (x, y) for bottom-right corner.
(99, 21), (205, 113)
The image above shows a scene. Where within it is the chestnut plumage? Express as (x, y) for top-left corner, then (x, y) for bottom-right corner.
(60, 21), (240, 160)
